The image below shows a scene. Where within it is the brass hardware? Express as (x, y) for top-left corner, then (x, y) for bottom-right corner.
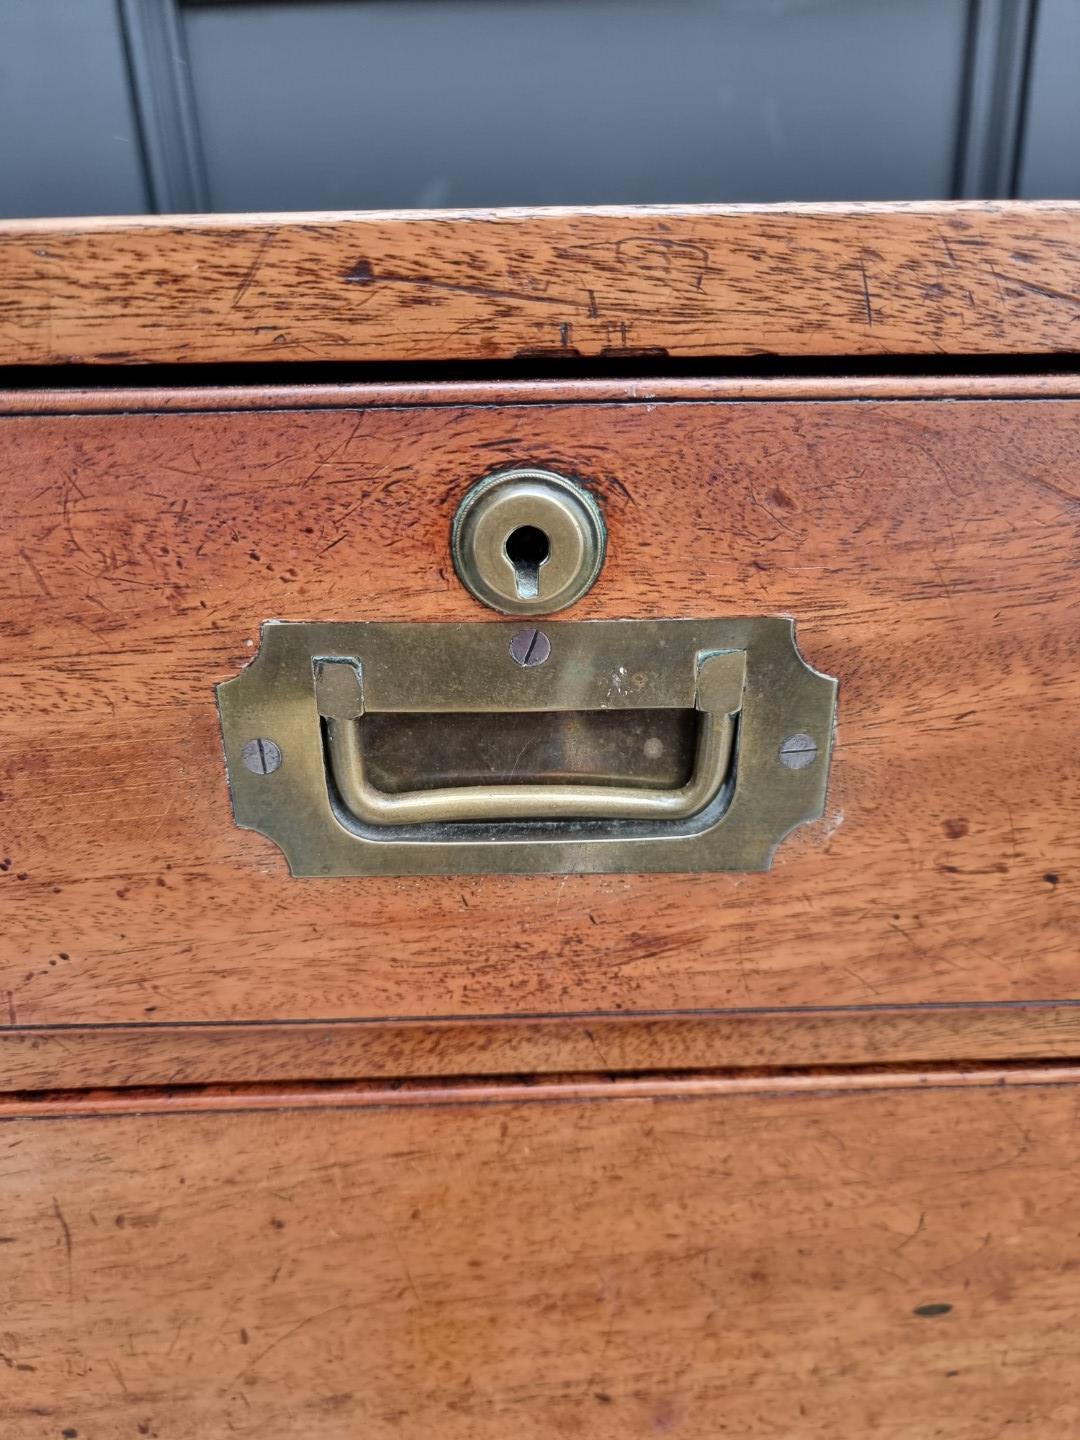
(509, 627), (552, 667)
(318, 651), (742, 826)
(217, 618), (837, 877)
(241, 737), (282, 775)
(452, 468), (606, 614)
(355, 706), (697, 791)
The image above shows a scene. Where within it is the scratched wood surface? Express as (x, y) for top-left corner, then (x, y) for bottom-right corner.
(4, 1071), (1080, 1438)
(2, 203), (1080, 365)
(9, 1007), (1080, 1091)
(6, 371), (1080, 416)
(0, 392), (1077, 1075)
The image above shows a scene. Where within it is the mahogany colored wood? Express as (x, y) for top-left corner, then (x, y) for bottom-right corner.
(2, 1063), (1079, 1118)
(4, 203), (1077, 1440)
(4, 1069), (1080, 1437)
(7, 1007), (1080, 1093)
(2, 203), (1080, 366)
(5, 371), (1080, 416)
(1, 389), (1077, 1089)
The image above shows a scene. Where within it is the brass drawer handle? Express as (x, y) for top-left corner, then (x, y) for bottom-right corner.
(319, 651), (743, 827)
(217, 618), (837, 877)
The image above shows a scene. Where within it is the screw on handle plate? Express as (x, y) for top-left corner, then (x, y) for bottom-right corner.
(241, 737), (282, 775)
(509, 628), (551, 667)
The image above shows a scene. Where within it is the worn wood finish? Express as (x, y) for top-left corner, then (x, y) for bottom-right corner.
(2, 203), (1080, 366)
(2, 1064), (1079, 1119)
(1, 394), (1077, 1074)
(6, 370), (1080, 416)
(4, 1071), (1080, 1437)
(8, 1008), (1080, 1092)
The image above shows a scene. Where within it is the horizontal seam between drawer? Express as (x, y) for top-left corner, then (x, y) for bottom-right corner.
(5, 1059), (1080, 1120)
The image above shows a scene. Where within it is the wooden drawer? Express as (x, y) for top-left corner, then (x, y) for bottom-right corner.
(4, 1067), (1080, 1438)
(2, 204), (1079, 1440)
(1, 382), (1078, 1085)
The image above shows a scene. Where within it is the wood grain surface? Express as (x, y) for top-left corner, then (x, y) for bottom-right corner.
(6, 370), (1080, 416)
(2, 202), (1080, 365)
(1, 391), (1077, 1080)
(8, 1006), (1080, 1092)
(4, 1070), (1080, 1437)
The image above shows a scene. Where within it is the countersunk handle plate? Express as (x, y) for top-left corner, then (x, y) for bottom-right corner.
(216, 618), (838, 877)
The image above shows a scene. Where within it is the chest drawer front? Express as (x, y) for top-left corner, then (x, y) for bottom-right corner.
(3, 1070), (1078, 1438)
(0, 392), (1076, 1052)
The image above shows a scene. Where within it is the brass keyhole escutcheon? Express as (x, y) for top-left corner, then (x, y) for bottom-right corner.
(452, 468), (606, 615)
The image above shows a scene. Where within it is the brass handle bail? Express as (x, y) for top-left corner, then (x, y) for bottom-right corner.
(317, 652), (745, 828)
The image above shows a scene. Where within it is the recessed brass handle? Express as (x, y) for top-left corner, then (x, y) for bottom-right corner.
(320, 651), (743, 827)
(217, 619), (837, 877)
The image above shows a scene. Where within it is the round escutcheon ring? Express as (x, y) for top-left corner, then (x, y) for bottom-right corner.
(451, 467), (607, 616)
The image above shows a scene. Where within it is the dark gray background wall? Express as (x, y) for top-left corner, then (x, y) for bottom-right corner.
(1, 0), (1076, 219)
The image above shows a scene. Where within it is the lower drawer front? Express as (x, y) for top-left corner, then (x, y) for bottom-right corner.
(4, 1071), (1079, 1438)
(1, 392), (1077, 1067)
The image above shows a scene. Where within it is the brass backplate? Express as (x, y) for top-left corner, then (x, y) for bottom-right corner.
(216, 619), (837, 877)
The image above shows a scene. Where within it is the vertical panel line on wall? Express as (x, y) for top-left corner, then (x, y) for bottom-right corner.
(953, 0), (1041, 198)
(117, 0), (209, 213)
(1006, 0), (1042, 196)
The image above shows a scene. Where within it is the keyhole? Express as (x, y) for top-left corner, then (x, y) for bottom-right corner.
(504, 525), (550, 599)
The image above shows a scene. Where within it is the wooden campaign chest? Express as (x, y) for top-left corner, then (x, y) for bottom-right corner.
(1, 203), (1078, 1437)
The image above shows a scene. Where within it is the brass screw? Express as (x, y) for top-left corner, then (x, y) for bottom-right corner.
(509, 629), (551, 667)
(779, 733), (817, 770)
(242, 738), (282, 775)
